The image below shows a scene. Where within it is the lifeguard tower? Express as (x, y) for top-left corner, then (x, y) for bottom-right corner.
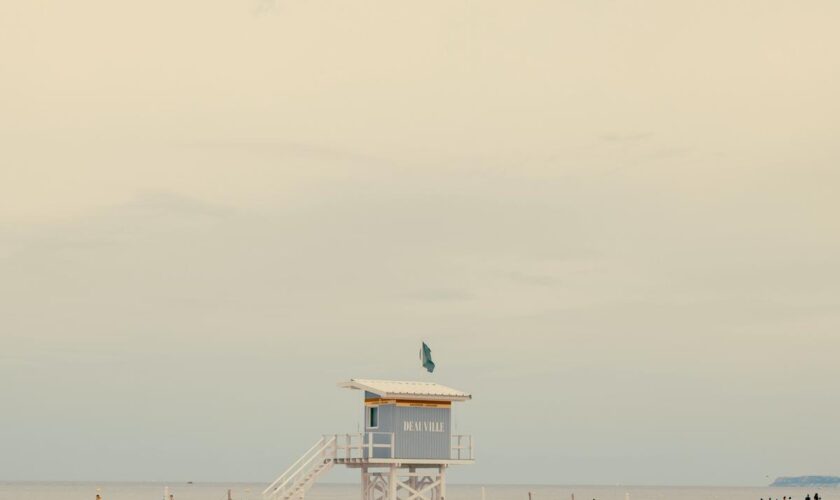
(263, 379), (474, 500)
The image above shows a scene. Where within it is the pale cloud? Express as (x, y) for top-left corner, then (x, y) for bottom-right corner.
(1, 0), (839, 486)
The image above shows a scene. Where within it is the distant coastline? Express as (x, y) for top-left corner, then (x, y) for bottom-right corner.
(771, 476), (840, 487)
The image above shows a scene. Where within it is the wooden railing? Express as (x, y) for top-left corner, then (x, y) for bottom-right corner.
(325, 432), (395, 460)
(328, 432), (474, 460)
(451, 434), (473, 460)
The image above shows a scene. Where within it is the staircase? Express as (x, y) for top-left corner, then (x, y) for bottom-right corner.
(263, 436), (336, 500)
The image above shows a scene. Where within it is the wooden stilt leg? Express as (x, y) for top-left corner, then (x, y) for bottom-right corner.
(439, 466), (446, 500)
(389, 466), (397, 500)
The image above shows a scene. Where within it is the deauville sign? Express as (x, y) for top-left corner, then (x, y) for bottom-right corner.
(402, 421), (445, 432)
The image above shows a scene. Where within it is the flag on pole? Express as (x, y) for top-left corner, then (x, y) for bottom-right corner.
(420, 342), (435, 373)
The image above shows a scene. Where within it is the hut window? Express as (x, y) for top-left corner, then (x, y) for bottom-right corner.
(368, 406), (378, 428)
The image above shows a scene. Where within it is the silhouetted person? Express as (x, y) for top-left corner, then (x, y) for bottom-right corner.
(805, 494), (811, 500)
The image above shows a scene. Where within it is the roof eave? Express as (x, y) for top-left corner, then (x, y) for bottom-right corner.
(338, 380), (472, 402)
(377, 393), (472, 402)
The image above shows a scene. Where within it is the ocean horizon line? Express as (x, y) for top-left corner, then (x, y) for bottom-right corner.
(0, 480), (789, 488)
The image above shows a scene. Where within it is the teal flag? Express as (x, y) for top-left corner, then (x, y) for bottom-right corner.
(420, 342), (435, 373)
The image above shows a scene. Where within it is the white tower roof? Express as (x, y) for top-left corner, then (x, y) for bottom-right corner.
(339, 378), (472, 401)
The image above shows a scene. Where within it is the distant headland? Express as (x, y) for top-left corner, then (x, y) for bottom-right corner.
(771, 476), (840, 487)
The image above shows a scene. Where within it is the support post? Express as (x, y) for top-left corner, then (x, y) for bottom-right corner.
(361, 466), (368, 500)
(439, 466), (446, 500)
(389, 466), (397, 500)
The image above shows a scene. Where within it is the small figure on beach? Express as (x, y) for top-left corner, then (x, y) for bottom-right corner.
(814, 494), (820, 500)
(805, 494), (811, 500)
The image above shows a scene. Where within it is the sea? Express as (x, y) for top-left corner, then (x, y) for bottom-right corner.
(0, 483), (833, 500)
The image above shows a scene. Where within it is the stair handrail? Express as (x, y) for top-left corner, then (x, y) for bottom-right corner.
(288, 457), (333, 496)
(263, 436), (331, 497)
(263, 437), (323, 496)
(267, 435), (336, 498)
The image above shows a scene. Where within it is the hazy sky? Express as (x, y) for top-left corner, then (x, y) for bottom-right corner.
(2, 0), (839, 486)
